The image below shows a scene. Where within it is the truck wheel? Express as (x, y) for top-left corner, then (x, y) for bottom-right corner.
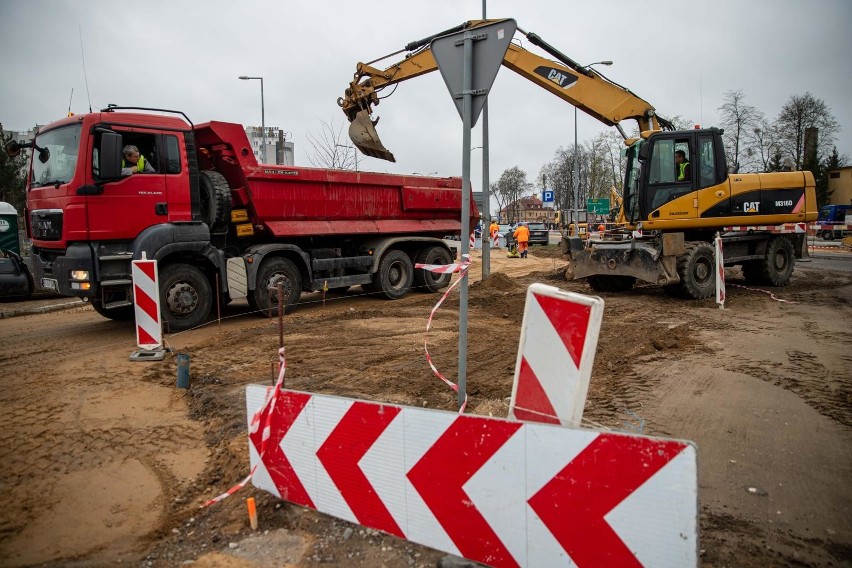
(676, 242), (715, 299)
(91, 300), (135, 321)
(821, 230), (834, 241)
(199, 170), (232, 233)
(372, 249), (413, 300)
(250, 257), (302, 316)
(413, 246), (452, 293)
(757, 236), (795, 286)
(587, 275), (635, 292)
(159, 264), (213, 332)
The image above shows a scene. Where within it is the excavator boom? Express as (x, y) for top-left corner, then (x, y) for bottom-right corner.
(339, 19), (671, 161)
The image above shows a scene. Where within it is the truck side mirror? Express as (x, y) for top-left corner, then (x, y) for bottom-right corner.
(4, 139), (22, 157)
(99, 132), (123, 179)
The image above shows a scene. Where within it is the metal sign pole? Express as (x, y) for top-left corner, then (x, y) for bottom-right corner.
(430, 18), (516, 410)
(480, 0), (490, 279)
(458, 33), (474, 410)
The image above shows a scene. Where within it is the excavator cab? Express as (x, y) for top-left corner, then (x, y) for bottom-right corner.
(625, 129), (728, 226)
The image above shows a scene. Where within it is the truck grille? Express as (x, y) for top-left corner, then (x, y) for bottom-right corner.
(31, 209), (63, 240)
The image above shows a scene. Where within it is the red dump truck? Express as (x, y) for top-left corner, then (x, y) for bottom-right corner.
(9, 106), (476, 331)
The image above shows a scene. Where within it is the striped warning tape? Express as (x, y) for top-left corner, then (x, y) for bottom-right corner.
(729, 284), (797, 304)
(203, 346), (287, 507)
(415, 254), (472, 412)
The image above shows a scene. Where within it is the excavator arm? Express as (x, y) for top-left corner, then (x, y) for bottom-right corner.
(339, 19), (672, 162)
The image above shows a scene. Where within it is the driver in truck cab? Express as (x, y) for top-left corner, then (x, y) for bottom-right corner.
(121, 145), (155, 175)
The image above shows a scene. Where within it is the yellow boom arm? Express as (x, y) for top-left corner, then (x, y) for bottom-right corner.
(339, 19), (672, 161)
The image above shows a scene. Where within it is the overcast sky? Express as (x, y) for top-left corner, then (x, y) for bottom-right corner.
(2, 0), (850, 201)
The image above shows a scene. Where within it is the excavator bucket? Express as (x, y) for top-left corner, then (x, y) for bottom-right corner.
(348, 110), (396, 162)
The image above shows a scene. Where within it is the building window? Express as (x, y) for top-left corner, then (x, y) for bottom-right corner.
(829, 172), (840, 179)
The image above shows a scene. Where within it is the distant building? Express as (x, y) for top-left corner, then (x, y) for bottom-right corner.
(244, 126), (295, 165)
(827, 166), (852, 206)
(500, 195), (555, 224)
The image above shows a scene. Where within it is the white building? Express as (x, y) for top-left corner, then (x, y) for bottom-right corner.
(243, 126), (295, 166)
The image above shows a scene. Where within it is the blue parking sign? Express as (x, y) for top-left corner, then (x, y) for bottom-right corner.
(543, 190), (554, 203)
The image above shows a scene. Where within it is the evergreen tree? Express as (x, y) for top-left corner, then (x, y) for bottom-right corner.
(816, 146), (846, 207)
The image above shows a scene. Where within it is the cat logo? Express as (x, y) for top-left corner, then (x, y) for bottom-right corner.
(744, 201), (760, 213)
(534, 66), (578, 89)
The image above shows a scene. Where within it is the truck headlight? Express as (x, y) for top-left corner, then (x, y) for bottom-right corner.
(70, 270), (89, 281)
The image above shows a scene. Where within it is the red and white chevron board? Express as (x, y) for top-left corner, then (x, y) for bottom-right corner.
(246, 387), (697, 567)
(724, 222), (807, 233)
(131, 258), (162, 349)
(715, 234), (726, 307)
(509, 284), (604, 428)
(469, 232), (477, 249)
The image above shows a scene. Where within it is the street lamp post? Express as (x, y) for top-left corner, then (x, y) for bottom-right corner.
(573, 61), (612, 234)
(239, 76), (265, 164)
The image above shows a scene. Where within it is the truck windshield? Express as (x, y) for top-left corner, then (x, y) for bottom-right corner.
(622, 141), (642, 222)
(30, 124), (82, 188)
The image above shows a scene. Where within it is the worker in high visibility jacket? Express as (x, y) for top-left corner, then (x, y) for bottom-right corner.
(513, 222), (530, 258)
(489, 220), (499, 238)
(122, 145), (156, 175)
(675, 150), (690, 182)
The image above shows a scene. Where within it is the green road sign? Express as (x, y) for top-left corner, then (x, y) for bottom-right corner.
(587, 198), (611, 215)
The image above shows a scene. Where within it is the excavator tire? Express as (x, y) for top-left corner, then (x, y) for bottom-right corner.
(675, 242), (716, 299)
(754, 236), (795, 286)
(587, 275), (635, 292)
(199, 170), (232, 233)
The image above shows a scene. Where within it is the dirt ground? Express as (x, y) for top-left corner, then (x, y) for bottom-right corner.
(0, 246), (850, 567)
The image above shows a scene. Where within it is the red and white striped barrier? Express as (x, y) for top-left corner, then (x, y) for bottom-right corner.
(246, 387), (698, 567)
(724, 222), (807, 233)
(131, 256), (162, 349)
(492, 233), (500, 248)
(469, 232), (477, 250)
(811, 224), (850, 233)
(715, 233), (726, 309)
(509, 284), (604, 427)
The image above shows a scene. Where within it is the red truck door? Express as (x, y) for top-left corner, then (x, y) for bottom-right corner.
(87, 127), (168, 241)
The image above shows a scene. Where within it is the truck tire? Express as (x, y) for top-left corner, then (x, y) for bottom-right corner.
(821, 230), (834, 241)
(249, 257), (302, 316)
(91, 299), (135, 322)
(587, 275), (635, 292)
(199, 170), (232, 233)
(675, 242), (715, 299)
(159, 263), (213, 332)
(413, 246), (452, 293)
(756, 236), (795, 286)
(372, 249), (413, 300)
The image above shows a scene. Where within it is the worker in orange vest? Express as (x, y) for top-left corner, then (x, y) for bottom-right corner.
(513, 222), (530, 258)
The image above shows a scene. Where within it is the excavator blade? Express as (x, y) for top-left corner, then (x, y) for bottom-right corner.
(348, 110), (396, 163)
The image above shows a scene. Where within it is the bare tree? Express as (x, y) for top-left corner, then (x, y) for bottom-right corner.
(774, 92), (840, 170)
(748, 118), (781, 172)
(718, 90), (763, 173)
(495, 166), (532, 224)
(305, 118), (358, 170)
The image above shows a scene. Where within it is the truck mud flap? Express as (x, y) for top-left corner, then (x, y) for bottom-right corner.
(567, 240), (678, 286)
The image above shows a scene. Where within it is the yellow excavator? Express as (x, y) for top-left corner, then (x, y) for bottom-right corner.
(339, 19), (817, 298)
